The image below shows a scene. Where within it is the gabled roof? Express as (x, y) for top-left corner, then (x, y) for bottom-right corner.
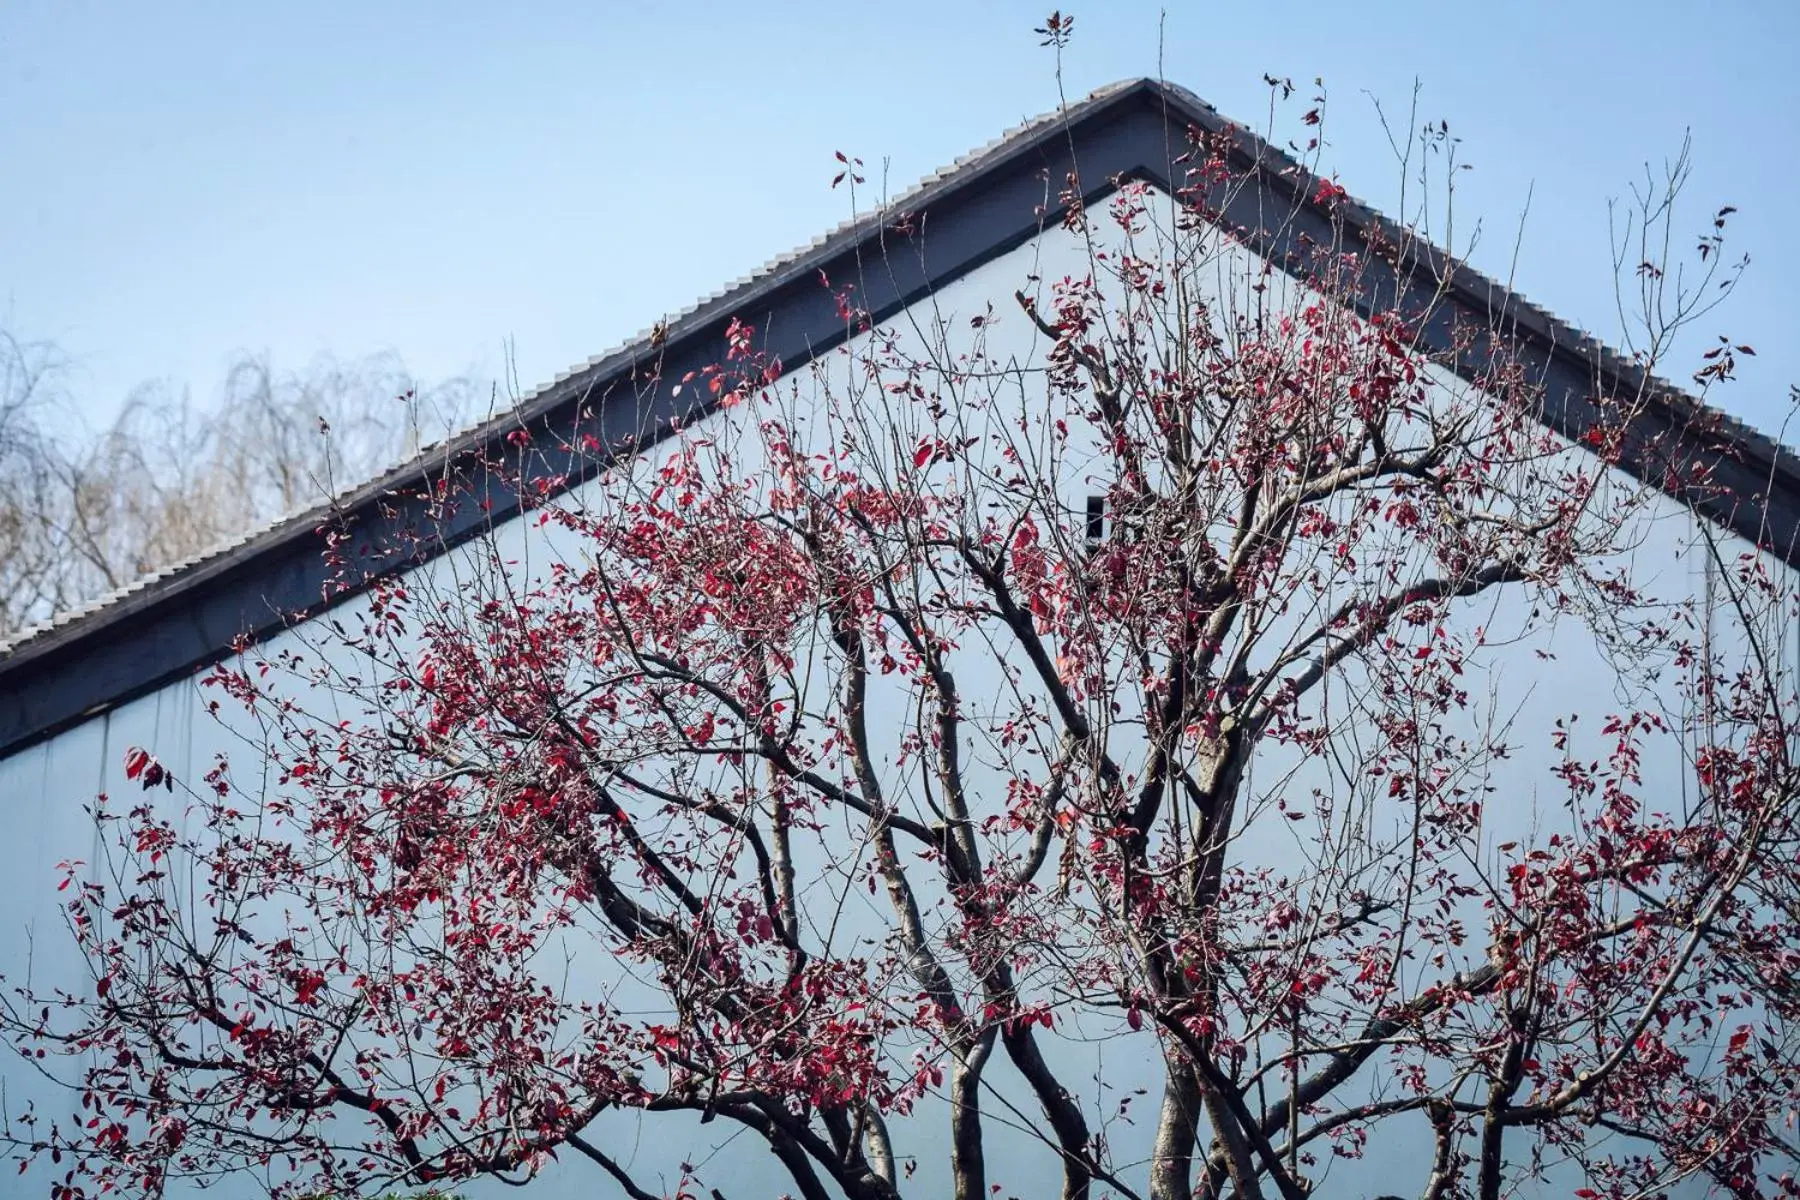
(3, 78), (1795, 761)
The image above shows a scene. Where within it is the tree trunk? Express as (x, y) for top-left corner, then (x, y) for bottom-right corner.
(1150, 1054), (1203, 1200)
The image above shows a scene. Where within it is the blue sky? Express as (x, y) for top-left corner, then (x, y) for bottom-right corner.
(3, 0), (1796, 437)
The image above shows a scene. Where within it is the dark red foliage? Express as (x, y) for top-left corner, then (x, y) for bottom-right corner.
(4, 103), (1797, 1200)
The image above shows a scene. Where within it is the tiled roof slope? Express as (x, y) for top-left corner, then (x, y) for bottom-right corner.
(1150, 77), (1799, 541)
(1, 78), (1794, 758)
(0, 80), (1142, 662)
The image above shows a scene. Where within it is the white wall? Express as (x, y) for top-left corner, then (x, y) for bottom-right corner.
(1, 187), (1786, 1200)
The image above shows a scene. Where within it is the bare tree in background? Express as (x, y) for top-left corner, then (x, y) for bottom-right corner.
(0, 330), (78, 633)
(0, 341), (484, 636)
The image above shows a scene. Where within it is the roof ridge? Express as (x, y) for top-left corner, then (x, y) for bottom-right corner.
(2, 78), (1791, 667)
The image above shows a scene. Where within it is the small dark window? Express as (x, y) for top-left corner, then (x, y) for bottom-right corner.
(1085, 495), (1106, 544)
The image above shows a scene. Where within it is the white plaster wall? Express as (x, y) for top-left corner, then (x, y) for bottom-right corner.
(1, 189), (1786, 1199)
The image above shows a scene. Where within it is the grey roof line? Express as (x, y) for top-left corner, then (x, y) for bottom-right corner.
(1, 78), (1791, 669)
(0, 81), (1139, 659)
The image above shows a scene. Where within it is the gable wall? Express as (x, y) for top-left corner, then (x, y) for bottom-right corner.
(0, 186), (1788, 1199)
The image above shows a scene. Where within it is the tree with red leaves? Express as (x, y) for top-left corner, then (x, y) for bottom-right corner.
(4, 90), (1797, 1200)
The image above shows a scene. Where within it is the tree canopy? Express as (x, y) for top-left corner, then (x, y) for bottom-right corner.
(5, 96), (1797, 1200)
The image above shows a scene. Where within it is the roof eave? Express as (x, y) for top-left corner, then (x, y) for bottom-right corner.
(1, 78), (1793, 761)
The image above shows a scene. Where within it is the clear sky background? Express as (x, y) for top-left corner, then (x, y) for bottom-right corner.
(3, 0), (1796, 439)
